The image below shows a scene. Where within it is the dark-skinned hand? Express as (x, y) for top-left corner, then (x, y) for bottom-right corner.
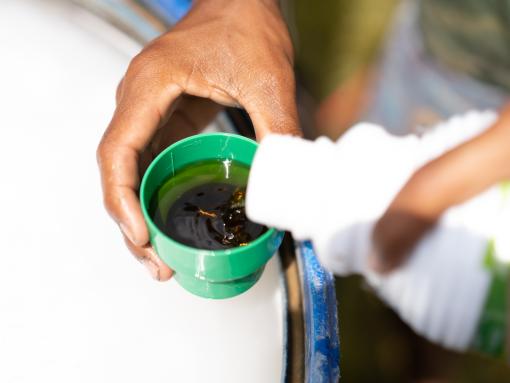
(97, 0), (300, 280)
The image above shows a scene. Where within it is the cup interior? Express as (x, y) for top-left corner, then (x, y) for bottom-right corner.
(140, 132), (277, 255)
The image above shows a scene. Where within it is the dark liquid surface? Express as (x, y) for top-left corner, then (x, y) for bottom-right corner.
(149, 160), (267, 250)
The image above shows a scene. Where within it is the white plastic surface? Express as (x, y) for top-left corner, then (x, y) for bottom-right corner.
(0, 1), (284, 382)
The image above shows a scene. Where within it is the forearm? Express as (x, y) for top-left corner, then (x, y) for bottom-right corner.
(388, 106), (510, 221)
(373, 109), (506, 272)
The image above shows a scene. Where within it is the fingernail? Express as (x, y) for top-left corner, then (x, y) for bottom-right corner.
(119, 223), (136, 244)
(142, 258), (161, 281)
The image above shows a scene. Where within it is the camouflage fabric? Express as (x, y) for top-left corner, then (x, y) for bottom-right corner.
(420, 0), (510, 93)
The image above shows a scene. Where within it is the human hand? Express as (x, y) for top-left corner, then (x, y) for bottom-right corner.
(97, 0), (300, 280)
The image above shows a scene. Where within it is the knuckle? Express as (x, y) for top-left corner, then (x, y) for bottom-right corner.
(102, 192), (119, 217)
(126, 54), (150, 79)
(125, 50), (162, 84)
(96, 140), (108, 165)
(123, 236), (145, 261)
(96, 137), (113, 166)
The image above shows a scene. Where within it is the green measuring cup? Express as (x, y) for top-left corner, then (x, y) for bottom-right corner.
(140, 133), (284, 299)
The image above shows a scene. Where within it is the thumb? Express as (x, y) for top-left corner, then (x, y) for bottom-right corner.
(240, 71), (301, 139)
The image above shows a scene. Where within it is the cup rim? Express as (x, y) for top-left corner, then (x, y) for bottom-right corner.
(140, 132), (279, 258)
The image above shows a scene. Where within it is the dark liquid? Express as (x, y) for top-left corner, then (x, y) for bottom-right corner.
(150, 160), (267, 250)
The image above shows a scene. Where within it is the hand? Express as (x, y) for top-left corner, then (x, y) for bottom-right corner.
(97, 0), (300, 280)
(372, 107), (510, 273)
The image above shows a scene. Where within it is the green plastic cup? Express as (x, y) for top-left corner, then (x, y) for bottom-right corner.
(140, 133), (284, 299)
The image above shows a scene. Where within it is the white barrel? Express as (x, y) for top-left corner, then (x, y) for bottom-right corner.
(0, 1), (284, 382)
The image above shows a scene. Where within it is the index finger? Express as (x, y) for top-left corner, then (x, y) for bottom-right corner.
(97, 78), (182, 246)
